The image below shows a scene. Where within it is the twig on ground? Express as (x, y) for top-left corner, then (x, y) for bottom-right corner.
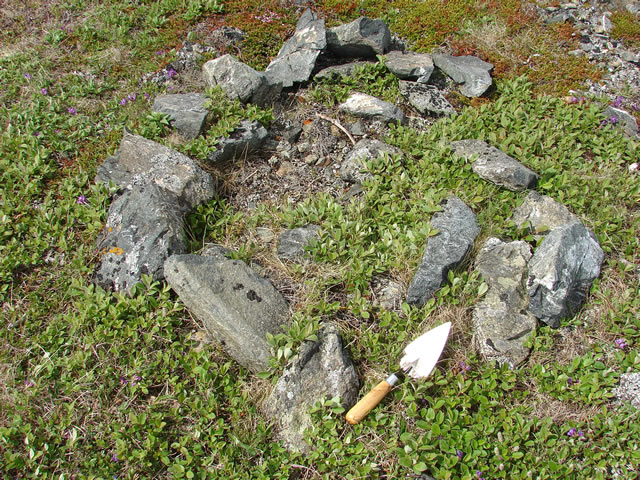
(316, 113), (356, 146)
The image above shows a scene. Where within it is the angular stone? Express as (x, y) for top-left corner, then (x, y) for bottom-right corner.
(338, 93), (406, 125)
(511, 191), (579, 238)
(164, 254), (289, 372)
(399, 81), (456, 116)
(614, 373), (640, 409)
(95, 184), (187, 291)
(451, 139), (538, 191)
(473, 238), (537, 367)
(202, 54), (276, 105)
(407, 196), (480, 306)
(604, 106), (639, 137)
(340, 138), (402, 184)
(384, 51), (434, 82)
(152, 93), (208, 139)
(265, 9), (326, 88)
(326, 17), (391, 58)
(314, 61), (374, 81)
(263, 323), (359, 452)
(277, 225), (321, 260)
(96, 132), (216, 209)
(206, 120), (268, 164)
(432, 54), (493, 97)
(371, 277), (403, 311)
(527, 222), (604, 328)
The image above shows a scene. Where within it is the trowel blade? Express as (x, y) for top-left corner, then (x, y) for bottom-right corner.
(399, 322), (451, 379)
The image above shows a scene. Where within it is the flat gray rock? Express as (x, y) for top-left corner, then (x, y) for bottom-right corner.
(384, 51), (434, 82)
(338, 92), (406, 125)
(313, 61), (374, 81)
(95, 184), (187, 291)
(277, 225), (320, 260)
(451, 139), (538, 191)
(164, 254), (289, 372)
(263, 323), (359, 452)
(432, 54), (493, 97)
(152, 93), (208, 139)
(511, 191), (579, 238)
(340, 138), (402, 184)
(202, 54), (278, 105)
(326, 17), (391, 58)
(407, 196), (480, 306)
(527, 222), (604, 328)
(473, 238), (537, 367)
(265, 9), (326, 88)
(207, 120), (268, 164)
(399, 81), (456, 116)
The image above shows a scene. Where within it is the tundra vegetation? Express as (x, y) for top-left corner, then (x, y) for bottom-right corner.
(1, 0), (639, 479)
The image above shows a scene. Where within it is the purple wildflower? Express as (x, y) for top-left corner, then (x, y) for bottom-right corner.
(119, 98), (127, 106)
(127, 93), (137, 101)
(77, 195), (87, 205)
(131, 374), (142, 386)
(456, 449), (464, 459)
(615, 338), (628, 350)
(459, 361), (471, 373)
(67, 107), (77, 115)
(609, 116), (619, 125)
(612, 96), (624, 108)
(33, 131), (41, 137)
(24, 73), (32, 80)
(111, 453), (118, 462)
(476, 471), (485, 480)
(63, 430), (72, 439)
(156, 50), (165, 56)
(144, 93), (151, 101)
(166, 67), (177, 79)
(567, 427), (577, 437)
(631, 104), (639, 112)
(24, 379), (35, 387)
(41, 87), (48, 95)
(120, 376), (128, 385)
(578, 430), (584, 438)
(567, 377), (579, 385)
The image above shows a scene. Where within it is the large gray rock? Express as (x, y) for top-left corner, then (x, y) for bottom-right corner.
(277, 225), (321, 260)
(338, 93), (406, 125)
(399, 81), (456, 116)
(164, 254), (289, 372)
(340, 138), (402, 184)
(511, 191), (579, 238)
(265, 9), (326, 88)
(604, 106), (639, 137)
(206, 120), (268, 164)
(527, 222), (604, 328)
(96, 132), (216, 209)
(473, 238), (537, 367)
(450, 139), (538, 191)
(95, 184), (187, 291)
(384, 51), (434, 82)
(326, 17), (391, 58)
(407, 196), (480, 306)
(152, 93), (208, 139)
(263, 323), (359, 452)
(432, 54), (493, 97)
(202, 54), (277, 105)
(314, 61), (374, 81)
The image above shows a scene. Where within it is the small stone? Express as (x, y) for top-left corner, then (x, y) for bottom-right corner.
(277, 225), (321, 260)
(304, 154), (318, 165)
(384, 51), (435, 82)
(338, 92), (407, 125)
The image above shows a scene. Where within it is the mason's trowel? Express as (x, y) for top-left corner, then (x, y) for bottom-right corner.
(346, 322), (451, 425)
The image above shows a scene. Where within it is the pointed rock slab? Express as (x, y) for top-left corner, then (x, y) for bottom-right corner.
(164, 254), (289, 372)
(407, 196), (480, 306)
(265, 9), (326, 88)
(473, 238), (537, 367)
(206, 120), (268, 164)
(326, 17), (391, 58)
(277, 225), (321, 260)
(340, 138), (402, 183)
(263, 323), (359, 452)
(399, 81), (456, 116)
(384, 51), (434, 82)
(339, 93), (407, 125)
(152, 93), (208, 139)
(202, 54), (278, 106)
(527, 222), (604, 328)
(432, 54), (493, 97)
(450, 139), (538, 191)
(96, 132), (216, 209)
(95, 184), (187, 291)
(511, 191), (579, 238)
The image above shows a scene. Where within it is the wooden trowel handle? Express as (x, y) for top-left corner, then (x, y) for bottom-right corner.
(346, 374), (400, 425)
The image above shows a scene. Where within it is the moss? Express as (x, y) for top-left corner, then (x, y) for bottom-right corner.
(611, 10), (640, 47)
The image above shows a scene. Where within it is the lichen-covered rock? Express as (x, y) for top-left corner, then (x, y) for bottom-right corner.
(340, 138), (402, 184)
(613, 373), (640, 409)
(451, 139), (538, 191)
(164, 254), (289, 372)
(384, 51), (434, 82)
(277, 225), (321, 260)
(314, 61), (374, 81)
(511, 191), (579, 238)
(432, 54), (493, 97)
(407, 196), (480, 306)
(338, 93), (406, 125)
(399, 81), (456, 116)
(326, 17), (391, 58)
(206, 120), (268, 164)
(473, 238), (537, 367)
(527, 222), (604, 328)
(263, 323), (359, 452)
(152, 93), (208, 139)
